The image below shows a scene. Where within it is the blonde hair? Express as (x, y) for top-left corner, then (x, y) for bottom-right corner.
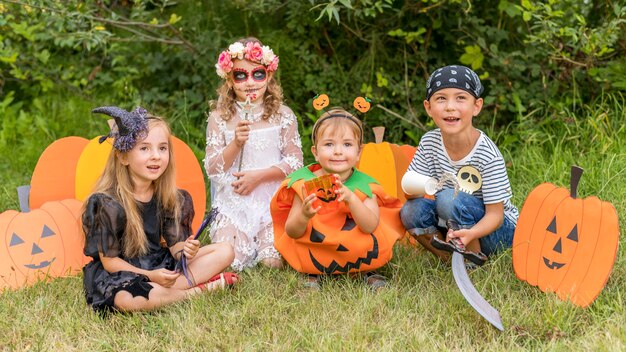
(210, 37), (283, 122)
(312, 108), (364, 147)
(90, 116), (181, 258)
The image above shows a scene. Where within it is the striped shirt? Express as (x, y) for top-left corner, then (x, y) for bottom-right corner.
(407, 129), (519, 225)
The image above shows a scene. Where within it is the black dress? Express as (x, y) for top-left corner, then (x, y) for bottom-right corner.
(82, 190), (194, 313)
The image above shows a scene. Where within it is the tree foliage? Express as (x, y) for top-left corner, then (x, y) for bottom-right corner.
(1, 0), (625, 152)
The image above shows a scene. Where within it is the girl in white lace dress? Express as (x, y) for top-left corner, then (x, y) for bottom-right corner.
(205, 37), (303, 271)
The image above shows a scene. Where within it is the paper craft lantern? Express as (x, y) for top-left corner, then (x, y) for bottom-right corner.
(0, 199), (89, 290)
(28, 135), (206, 232)
(512, 166), (619, 307)
(357, 127), (416, 202)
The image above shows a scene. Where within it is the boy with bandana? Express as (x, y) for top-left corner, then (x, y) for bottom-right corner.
(400, 65), (519, 266)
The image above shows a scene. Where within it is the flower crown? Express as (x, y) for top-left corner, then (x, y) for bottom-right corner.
(215, 41), (279, 79)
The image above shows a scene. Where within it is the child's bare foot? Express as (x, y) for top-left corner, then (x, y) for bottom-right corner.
(303, 274), (321, 290)
(363, 272), (388, 292)
(260, 257), (283, 269)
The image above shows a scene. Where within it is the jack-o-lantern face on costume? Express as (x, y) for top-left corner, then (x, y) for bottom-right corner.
(512, 166), (619, 307)
(308, 216), (379, 274)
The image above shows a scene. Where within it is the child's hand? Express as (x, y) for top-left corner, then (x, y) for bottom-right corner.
(150, 268), (180, 288)
(232, 170), (262, 195)
(183, 235), (200, 260)
(334, 177), (355, 204)
(301, 186), (320, 218)
(447, 228), (475, 247)
(234, 120), (252, 147)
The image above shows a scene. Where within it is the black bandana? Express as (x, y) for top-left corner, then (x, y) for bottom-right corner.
(425, 65), (483, 100)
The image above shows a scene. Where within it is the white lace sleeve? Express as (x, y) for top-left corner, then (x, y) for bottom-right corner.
(203, 111), (227, 178)
(276, 107), (304, 175)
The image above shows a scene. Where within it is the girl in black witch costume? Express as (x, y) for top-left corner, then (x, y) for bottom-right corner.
(82, 106), (236, 313)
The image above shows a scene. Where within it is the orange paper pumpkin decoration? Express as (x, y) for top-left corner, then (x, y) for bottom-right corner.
(512, 166), (620, 307)
(29, 137), (90, 209)
(353, 96), (371, 113)
(271, 165), (404, 275)
(0, 199), (90, 290)
(75, 136), (114, 201)
(312, 94), (330, 110)
(356, 127), (416, 203)
(28, 135), (206, 233)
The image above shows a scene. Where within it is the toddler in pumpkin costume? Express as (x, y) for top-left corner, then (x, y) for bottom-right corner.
(270, 108), (405, 289)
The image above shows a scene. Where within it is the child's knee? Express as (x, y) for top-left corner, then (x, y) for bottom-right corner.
(217, 241), (235, 262)
(400, 198), (434, 228)
(113, 291), (143, 312)
(436, 190), (483, 223)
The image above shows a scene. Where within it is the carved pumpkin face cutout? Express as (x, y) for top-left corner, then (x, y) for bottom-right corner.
(512, 166), (619, 307)
(308, 216), (380, 274)
(9, 225), (59, 270)
(542, 216), (579, 270)
(1, 199), (88, 289)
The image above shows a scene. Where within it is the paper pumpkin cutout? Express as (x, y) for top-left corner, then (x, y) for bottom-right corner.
(170, 137), (206, 232)
(312, 94), (330, 111)
(0, 199), (90, 290)
(75, 136), (114, 201)
(28, 135), (206, 233)
(29, 137), (90, 209)
(271, 165), (404, 275)
(353, 96), (371, 113)
(356, 127), (416, 203)
(512, 166), (619, 307)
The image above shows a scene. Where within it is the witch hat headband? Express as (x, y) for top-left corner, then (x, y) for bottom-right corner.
(92, 106), (150, 152)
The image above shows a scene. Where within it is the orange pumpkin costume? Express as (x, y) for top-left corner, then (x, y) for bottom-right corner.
(270, 164), (405, 275)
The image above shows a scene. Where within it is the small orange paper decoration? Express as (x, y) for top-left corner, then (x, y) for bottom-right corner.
(312, 94), (330, 111)
(512, 166), (620, 307)
(353, 96), (371, 113)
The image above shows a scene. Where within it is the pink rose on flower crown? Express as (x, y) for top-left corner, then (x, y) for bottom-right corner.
(245, 42), (264, 62)
(267, 56), (279, 72)
(217, 51), (233, 71)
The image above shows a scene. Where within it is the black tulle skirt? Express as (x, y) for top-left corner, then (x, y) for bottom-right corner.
(83, 248), (177, 313)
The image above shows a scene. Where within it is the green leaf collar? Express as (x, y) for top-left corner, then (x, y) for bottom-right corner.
(286, 163), (378, 198)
